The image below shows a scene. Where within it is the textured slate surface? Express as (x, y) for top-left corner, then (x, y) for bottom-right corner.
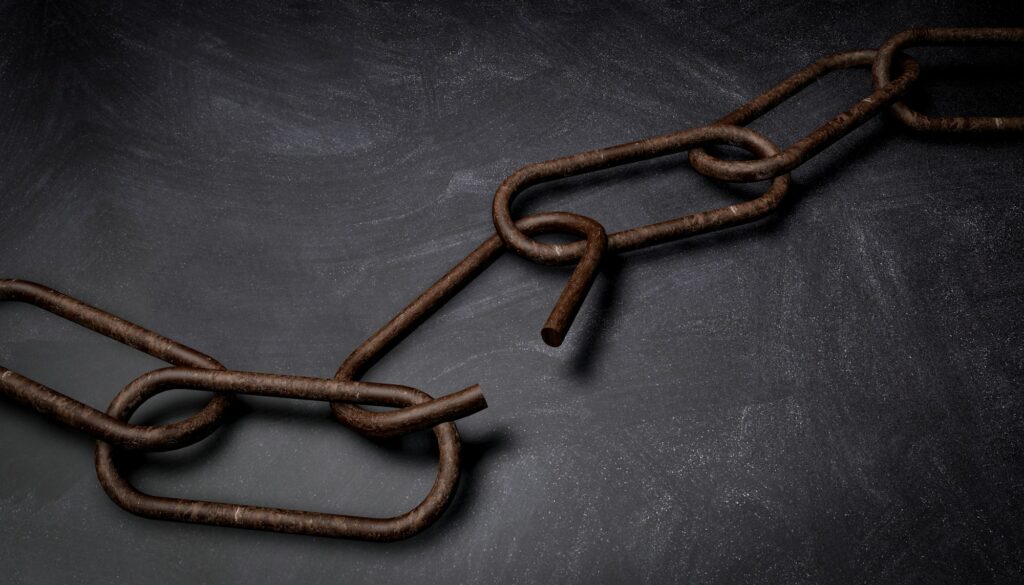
(1, 1), (1023, 583)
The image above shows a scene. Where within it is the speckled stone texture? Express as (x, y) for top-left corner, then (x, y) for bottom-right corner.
(1, 1), (1023, 583)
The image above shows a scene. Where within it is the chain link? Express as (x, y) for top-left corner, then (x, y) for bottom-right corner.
(1, 27), (1021, 541)
(873, 28), (1024, 131)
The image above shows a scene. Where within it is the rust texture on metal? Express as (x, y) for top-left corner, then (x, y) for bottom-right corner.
(688, 51), (920, 181)
(0, 27), (1021, 542)
(687, 51), (919, 181)
(873, 28), (1024, 132)
(0, 279), (233, 451)
(95, 373), (465, 541)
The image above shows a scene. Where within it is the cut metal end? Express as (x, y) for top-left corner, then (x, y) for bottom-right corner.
(456, 383), (488, 412)
(541, 326), (564, 348)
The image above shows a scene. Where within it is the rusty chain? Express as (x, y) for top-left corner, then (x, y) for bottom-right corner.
(0, 27), (1021, 542)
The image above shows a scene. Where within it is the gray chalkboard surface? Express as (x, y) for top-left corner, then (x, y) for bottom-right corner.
(1, 1), (1022, 583)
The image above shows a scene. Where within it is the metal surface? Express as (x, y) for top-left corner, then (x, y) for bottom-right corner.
(95, 375), (467, 541)
(687, 51), (919, 182)
(872, 28), (1024, 131)
(0, 279), (233, 450)
(1, 26), (1021, 543)
(0, 279), (486, 448)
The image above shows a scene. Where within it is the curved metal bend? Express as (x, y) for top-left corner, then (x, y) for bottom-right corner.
(873, 27), (1024, 132)
(531, 212), (608, 348)
(2, 27), (1018, 542)
(122, 367), (486, 438)
(331, 212), (611, 430)
(0, 279), (232, 450)
(687, 50), (920, 182)
(334, 126), (789, 430)
(491, 124), (789, 264)
(0, 279), (482, 446)
(95, 379), (462, 542)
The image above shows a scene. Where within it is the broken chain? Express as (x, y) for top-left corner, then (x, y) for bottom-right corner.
(1, 27), (1021, 541)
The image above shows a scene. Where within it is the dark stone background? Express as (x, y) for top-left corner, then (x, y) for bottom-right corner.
(1, 1), (1022, 583)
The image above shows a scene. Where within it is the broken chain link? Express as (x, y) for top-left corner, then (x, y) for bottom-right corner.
(0, 27), (1021, 541)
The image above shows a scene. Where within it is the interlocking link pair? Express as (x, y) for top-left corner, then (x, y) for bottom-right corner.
(493, 28), (1021, 345)
(0, 279), (485, 540)
(0, 27), (1020, 541)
